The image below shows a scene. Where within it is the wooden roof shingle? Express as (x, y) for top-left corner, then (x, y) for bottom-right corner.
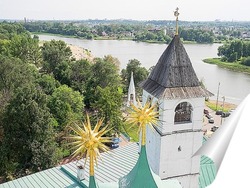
(141, 35), (213, 99)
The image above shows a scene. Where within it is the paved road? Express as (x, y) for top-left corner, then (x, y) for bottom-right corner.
(202, 106), (231, 137)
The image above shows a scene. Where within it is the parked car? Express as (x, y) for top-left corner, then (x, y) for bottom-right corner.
(208, 118), (214, 124)
(229, 109), (235, 113)
(111, 137), (120, 148)
(205, 114), (212, 119)
(215, 110), (223, 115)
(106, 137), (120, 148)
(211, 126), (219, 132)
(221, 112), (230, 118)
(204, 109), (209, 114)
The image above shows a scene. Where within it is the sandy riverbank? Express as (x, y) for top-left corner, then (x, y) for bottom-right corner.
(39, 41), (94, 62)
(68, 44), (94, 62)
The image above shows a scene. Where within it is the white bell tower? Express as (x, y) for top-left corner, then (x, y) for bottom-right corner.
(140, 35), (213, 188)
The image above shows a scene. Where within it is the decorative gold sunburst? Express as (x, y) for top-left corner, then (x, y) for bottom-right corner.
(66, 114), (111, 176)
(126, 99), (159, 145)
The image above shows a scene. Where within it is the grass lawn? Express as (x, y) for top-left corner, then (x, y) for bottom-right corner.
(121, 123), (139, 142)
(205, 100), (237, 112)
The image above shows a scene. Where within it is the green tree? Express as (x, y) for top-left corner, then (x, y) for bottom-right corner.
(92, 86), (123, 130)
(70, 59), (92, 94)
(103, 55), (121, 70)
(228, 52), (237, 62)
(241, 56), (250, 66)
(41, 40), (72, 83)
(121, 59), (149, 94)
(53, 60), (72, 85)
(85, 57), (121, 107)
(92, 57), (120, 87)
(0, 22), (27, 40)
(0, 55), (39, 107)
(0, 85), (61, 180)
(8, 34), (42, 66)
(48, 85), (84, 129)
(218, 40), (245, 62)
(0, 39), (10, 56)
(36, 74), (60, 95)
(242, 42), (250, 57)
(180, 29), (214, 43)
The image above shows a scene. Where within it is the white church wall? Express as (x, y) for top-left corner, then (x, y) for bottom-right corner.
(142, 90), (150, 103)
(146, 125), (161, 174)
(190, 132), (203, 173)
(158, 132), (202, 179)
(173, 174), (200, 188)
(143, 90), (204, 187)
(159, 97), (205, 134)
(189, 97), (205, 130)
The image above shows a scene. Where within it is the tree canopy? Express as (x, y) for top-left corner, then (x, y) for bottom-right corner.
(48, 85), (84, 129)
(218, 40), (250, 64)
(0, 85), (61, 179)
(179, 28), (214, 43)
(0, 22), (150, 183)
(121, 59), (149, 94)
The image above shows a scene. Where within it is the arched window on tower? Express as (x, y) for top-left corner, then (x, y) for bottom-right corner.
(156, 102), (160, 119)
(174, 102), (193, 124)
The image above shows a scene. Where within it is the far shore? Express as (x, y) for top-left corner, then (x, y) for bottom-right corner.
(203, 58), (250, 74)
(34, 32), (214, 45)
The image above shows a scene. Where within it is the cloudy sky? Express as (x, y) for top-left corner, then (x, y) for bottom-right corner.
(0, 0), (250, 21)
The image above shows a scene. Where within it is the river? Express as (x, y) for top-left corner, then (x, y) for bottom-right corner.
(38, 35), (250, 105)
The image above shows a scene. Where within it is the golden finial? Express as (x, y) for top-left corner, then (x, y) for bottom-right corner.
(66, 114), (111, 177)
(126, 99), (159, 146)
(174, 7), (180, 35)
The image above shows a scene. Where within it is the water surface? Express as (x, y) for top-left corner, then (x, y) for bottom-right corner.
(38, 35), (250, 105)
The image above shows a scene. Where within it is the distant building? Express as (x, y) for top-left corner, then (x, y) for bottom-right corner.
(148, 28), (162, 33)
(242, 32), (250, 39)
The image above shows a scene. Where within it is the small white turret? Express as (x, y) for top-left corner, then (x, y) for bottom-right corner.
(127, 72), (136, 107)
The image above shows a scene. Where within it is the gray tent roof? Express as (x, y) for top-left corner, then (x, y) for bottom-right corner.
(141, 35), (213, 99)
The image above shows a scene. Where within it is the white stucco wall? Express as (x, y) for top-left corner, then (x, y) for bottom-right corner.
(172, 174), (200, 188)
(159, 132), (203, 178)
(143, 90), (205, 188)
(160, 97), (204, 134)
(146, 125), (161, 174)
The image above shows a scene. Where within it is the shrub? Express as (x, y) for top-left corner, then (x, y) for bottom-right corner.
(241, 56), (250, 66)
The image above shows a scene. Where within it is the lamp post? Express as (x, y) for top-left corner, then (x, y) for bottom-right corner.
(216, 82), (220, 111)
(220, 96), (225, 125)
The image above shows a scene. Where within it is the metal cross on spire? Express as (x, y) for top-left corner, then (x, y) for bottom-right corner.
(174, 7), (180, 35)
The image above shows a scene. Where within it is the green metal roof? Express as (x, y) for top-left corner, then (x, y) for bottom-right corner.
(119, 145), (181, 188)
(199, 155), (217, 188)
(89, 176), (98, 188)
(119, 145), (158, 188)
(0, 138), (216, 188)
(199, 136), (217, 188)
